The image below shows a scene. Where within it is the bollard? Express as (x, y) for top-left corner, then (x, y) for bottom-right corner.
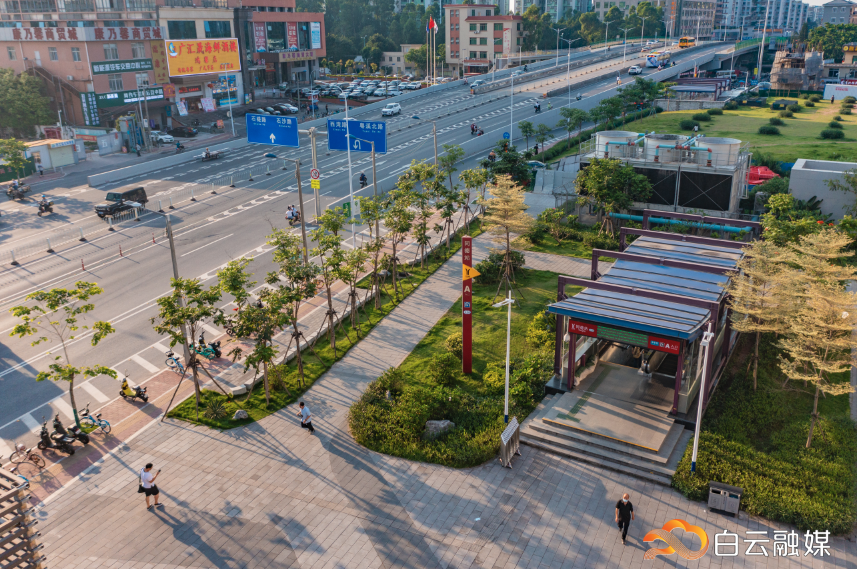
(108, 217), (115, 231)
(230, 176), (235, 187)
(152, 232), (156, 244)
(169, 196), (174, 209)
(10, 249), (18, 266)
(134, 208), (140, 222)
(211, 183), (217, 195)
(191, 188), (196, 202)
(119, 245), (123, 257)
(266, 165), (271, 176)
(46, 238), (54, 253)
(158, 200), (164, 213)
(248, 171), (254, 182)
(81, 259), (85, 271)
(79, 227), (86, 242)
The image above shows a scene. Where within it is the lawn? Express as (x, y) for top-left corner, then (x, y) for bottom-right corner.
(672, 333), (857, 534)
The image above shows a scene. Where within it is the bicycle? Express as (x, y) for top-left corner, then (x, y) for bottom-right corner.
(79, 403), (111, 435)
(9, 442), (46, 469)
(165, 350), (186, 374)
(9, 466), (29, 489)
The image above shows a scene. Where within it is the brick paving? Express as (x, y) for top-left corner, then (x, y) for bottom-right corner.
(37, 236), (856, 568)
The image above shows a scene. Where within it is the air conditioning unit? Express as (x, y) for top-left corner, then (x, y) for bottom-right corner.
(67, 75), (74, 81)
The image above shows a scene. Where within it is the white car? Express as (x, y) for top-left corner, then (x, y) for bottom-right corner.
(381, 103), (401, 116)
(387, 89), (402, 96)
(628, 66), (643, 75)
(151, 130), (174, 144)
(471, 79), (485, 87)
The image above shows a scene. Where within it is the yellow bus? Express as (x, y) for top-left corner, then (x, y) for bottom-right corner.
(678, 36), (695, 48)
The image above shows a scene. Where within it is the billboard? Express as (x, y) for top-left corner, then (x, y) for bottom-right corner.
(310, 22), (321, 49)
(287, 23), (299, 50)
(253, 22), (267, 52)
(150, 40), (170, 83)
(165, 38), (241, 77)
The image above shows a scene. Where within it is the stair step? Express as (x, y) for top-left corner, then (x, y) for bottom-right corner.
(666, 429), (693, 472)
(519, 425), (678, 478)
(520, 435), (673, 487)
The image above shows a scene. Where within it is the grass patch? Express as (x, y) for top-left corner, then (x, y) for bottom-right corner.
(168, 223), (485, 430)
(672, 333), (857, 534)
(517, 231), (617, 262)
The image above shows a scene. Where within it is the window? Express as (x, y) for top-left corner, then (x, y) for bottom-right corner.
(167, 20), (197, 39)
(470, 23), (476, 30)
(470, 50), (477, 58)
(133, 20), (157, 26)
(486, 9), (490, 15)
(479, 51), (487, 58)
(397, 56), (400, 61)
(494, 23), (502, 30)
(455, 24), (459, 30)
(480, 23), (487, 31)
(204, 21), (231, 38)
(470, 37), (477, 44)
(480, 37), (487, 44)
(103, 43), (118, 60)
(517, 37), (521, 45)
(7, 47), (15, 60)
(135, 72), (149, 87)
(71, 47), (80, 61)
(517, 22), (521, 30)
(102, 20), (124, 27)
(471, 9), (475, 15)
(131, 42), (145, 58)
(48, 47), (57, 60)
(495, 38), (502, 45)
(108, 73), (123, 91)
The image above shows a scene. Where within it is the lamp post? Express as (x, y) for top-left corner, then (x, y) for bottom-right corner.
(691, 322), (715, 473)
(604, 20), (613, 50)
(264, 152), (309, 263)
(551, 26), (564, 66)
(756, 0), (771, 81)
(343, 92), (355, 249)
(619, 27), (630, 64)
(641, 15), (652, 43)
(492, 291), (515, 423)
(561, 38), (583, 106)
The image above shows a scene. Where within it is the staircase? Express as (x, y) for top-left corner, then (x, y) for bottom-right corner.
(520, 393), (692, 486)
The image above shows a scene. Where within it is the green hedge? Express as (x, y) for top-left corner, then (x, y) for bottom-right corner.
(692, 112), (711, 121)
(680, 119), (701, 131)
(820, 128), (845, 139)
(828, 121), (843, 129)
(758, 125), (780, 135)
(707, 108), (723, 115)
(787, 104), (801, 113)
(779, 110), (794, 118)
(769, 117), (785, 126)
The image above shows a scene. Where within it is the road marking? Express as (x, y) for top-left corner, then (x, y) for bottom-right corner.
(202, 323), (220, 337)
(53, 397), (75, 420)
(20, 414), (40, 433)
(80, 381), (110, 403)
(180, 233), (234, 257)
(131, 354), (160, 374)
(0, 440), (12, 459)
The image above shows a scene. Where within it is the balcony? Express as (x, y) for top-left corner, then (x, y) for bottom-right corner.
(125, 0), (154, 9)
(58, 0), (93, 10)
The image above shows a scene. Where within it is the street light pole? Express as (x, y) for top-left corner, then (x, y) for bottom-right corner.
(433, 121), (438, 166)
(619, 27), (630, 64)
(552, 26), (563, 66)
(493, 291), (515, 424)
(344, 92), (355, 249)
(348, 133), (381, 241)
(164, 213), (191, 365)
(691, 322), (714, 473)
(510, 73), (514, 145)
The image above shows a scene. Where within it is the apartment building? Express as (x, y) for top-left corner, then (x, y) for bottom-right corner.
(666, 0), (715, 40)
(713, 0), (809, 40)
(444, 4), (523, 76)
(821, 0), (854, 24)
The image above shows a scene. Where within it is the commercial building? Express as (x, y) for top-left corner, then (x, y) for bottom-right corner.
(670, 0), (716, 40)
(444, 4), (523, 77)
(823, 42), (857, 84)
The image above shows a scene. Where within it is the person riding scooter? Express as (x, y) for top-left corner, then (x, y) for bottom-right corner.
(470, 123), (478, 135)
(38, 195), (52, 216)
(477, 129), (484, 136)
(359, 172), (368, 188)
(488, 150), (496, 163)
(204, 147), (211, 159)
(534, 102), (541, 113)
(576, 93), (582, 101)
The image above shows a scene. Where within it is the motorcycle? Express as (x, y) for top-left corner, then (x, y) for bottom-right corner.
(6, 184), (30, 198)
(534, 105), (541, 113)
(576, 94), (582, 101)
(37, 201), (53, 217)
(470, 127), (479, 136)
(37, 418), (75, 455)
(190, 118), (201, 127)
(175, 144), (186, 154)
(359, 177), (368, 188)
(196, 332), (222, 359)
(52, 413), (89, 445)
(287, 210), (302, 227)
(201, 151), (221, 162)
(119, 378), (149, 403)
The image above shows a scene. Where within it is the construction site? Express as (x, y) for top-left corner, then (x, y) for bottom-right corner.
(769, 42), (824, 94)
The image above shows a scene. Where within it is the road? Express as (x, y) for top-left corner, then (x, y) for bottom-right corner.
(0, 43), (726, 460)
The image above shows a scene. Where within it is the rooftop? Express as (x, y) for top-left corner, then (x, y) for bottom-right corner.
(24, 139), (71, 148)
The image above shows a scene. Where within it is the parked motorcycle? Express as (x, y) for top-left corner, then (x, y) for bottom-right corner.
(119, 377), (149, 403)
(37, 201), (54, 217)
(52, 413), (89, 445)
(37, 418), (75, 455)
(196, 332), (222, 359)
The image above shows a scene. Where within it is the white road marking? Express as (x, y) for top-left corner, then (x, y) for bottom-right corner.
(202, 323), (220, 337)
(0, 440), (12, 459)
(131, 354), (160, 374)
(20, 414), (40, 433)
(80, 381), (110, 403)
(53, 397), (75, 421)
(180, 233), (233, 257)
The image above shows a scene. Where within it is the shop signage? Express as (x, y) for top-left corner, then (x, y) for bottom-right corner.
(254, 22), (267, 52)
(278, 50), (316, 62)
(177, 101), (188, 116)
(161, 83), (176, 97)
(310, 22), (321, 49)
(91, 59), (153, 75)
(0, 26), (165, 42)
(80, 92), (100, 126)
(201, 98), (216, 112)
(178, 85), (202, 94)
(287, 23), (299, 50)
(95, 87), (164, 108)
(76, 134), (98, 142)
(50, 140), (75, 148)
(150, 41), (170, 84)
(567, 319), (681, 355)
(166, 39), (241, 77)
(461, 235), (475, 374)
(840, 79), (857, 85)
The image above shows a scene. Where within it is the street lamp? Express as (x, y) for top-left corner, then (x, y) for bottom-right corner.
(604, 20), (613, 50)
(561, 38), (584, 106)
(347, 134), (380, 241)
(551, 26), (564, 66)
(691, 322), (714, 473)
(640, 15), (652, 43)
(343, 92), (356, 249)
(264, 152), (309, 263)
(492, 291), (515, 423)
(619, 27), (630, 64)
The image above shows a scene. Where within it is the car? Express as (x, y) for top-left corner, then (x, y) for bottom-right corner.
(94, 186), (147, 218)
(387, 89), (402, 96)
(471, 79), (485, 87)
(381, 103), (401, 116)
(264, 107), (282, 115)
(150, 130), (174, 144)
(373, 89), (388, 97)
(628, 66), (643, 75)
(167, 126), (198, 137)
(527, 160), (547, 170)
(275, 104), (299, 114)
(410, 81), (422, 89)
(511, 70), (524, 77)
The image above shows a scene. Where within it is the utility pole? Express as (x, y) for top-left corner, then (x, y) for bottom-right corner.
(165, 214), (191, 364)
(371, 140), (379, 240)
(294, 160), (309, 263)
(433, 121), (438, 166)
(757, 0), (772, 82)
(344, 92), (355, 249)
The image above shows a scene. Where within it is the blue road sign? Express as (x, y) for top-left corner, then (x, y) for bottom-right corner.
(246, 114), (299, 148)
(327, 118), (387, 154)
(503, 132), (510, 139)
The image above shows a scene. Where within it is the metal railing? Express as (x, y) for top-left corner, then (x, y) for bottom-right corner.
(579, 138), (751, 170)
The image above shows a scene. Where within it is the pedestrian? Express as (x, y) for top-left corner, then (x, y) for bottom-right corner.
(135, 143), (141, 157)
(37, 163), (43, 177)
(831, 96), (835, 105)
(617, 76), (621, 86)
(325, 104), (329, 114)
(297, 401), (314, 433)
(615, 493), (634, 544)
(139, 463), (162, 510)
(693, 124), (699, 133)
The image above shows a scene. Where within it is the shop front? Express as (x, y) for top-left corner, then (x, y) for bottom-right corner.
(24, 139), (79, 171)
(211, 75), (239, 107)
(177, 84), (204, 113)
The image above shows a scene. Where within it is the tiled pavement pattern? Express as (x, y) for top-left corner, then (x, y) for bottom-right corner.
(39, 238), (856, 568)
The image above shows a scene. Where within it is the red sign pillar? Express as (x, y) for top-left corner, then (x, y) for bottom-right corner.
(462, 236), (473, 374)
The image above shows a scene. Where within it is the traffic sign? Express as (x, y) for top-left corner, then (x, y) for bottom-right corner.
(246, 114), (299, 148)
(503, 132), (510, 139)
(310, 179), (320, 189)
(310, 168), (320, 180)
(327, 118), (387, 154)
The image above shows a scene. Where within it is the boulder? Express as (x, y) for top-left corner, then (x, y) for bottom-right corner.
(424, 419), (455, 439)
(232, 409), (249, 420)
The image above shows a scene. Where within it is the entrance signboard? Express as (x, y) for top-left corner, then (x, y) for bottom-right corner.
(567, 319), (680, 355)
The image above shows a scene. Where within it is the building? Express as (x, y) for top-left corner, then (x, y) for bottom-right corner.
(823, 42), (857, 83)
(673, 0), (716, 40)
(381, 44), (421, 76)
(820, 0), (854, 24)
(444, 4), (523, 77)
(809, 4), (825, 21)
(714, 0), (809, 40)
(790, 159), (857, 220)
(770, 48), (823, 90)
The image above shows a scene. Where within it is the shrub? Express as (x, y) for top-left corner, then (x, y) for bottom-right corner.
(758, 125), (780, 135)
(724, 101), (739, 110)
(809, 94), (821, 102)
(691, 112), (711, 121)
(474, 250), (525, 285)
(582, 231), (620, 251)
(842, 103), (855, 109)
(203, 398), (228, 420)
(769, 117), (785, 126)
(786, 104), (801, 113)
(445, 332), (463, 360)
(843, 108), (853, 115)
(429, 352), (459, 387)
(526, 310), (555, 349)
(778, 110), (793, 118)
(828, 121), (843, 129)
(834, 115), (843, 121)
(800, 93), (808, 99)
(805, 101), (815, 107)
(679, 119), (700, 131)
(820, 128), (845, 139)
(707, 107), (723, 115)
(844, 95), (856, 103)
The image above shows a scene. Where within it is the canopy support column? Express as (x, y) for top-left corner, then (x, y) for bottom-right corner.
(567, 333), (577, 390)
(672, 340), (685, 415)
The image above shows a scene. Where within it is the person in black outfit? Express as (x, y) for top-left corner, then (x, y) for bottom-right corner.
(615, 493), (634, 544)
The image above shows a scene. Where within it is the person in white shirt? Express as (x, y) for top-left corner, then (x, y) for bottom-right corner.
(297, 401), (314, 434)
(140, 463), (162, 509)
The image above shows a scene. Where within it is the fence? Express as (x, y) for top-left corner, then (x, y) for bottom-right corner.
(0, 467), (44, 569)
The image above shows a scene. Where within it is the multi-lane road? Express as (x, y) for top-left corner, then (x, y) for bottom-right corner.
(0, 42), (728, 458)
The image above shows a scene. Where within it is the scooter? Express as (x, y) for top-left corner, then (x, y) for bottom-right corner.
(576, 94), (582, 101)
(360, 176), (368, 188)
(196, 332), (222, 358)
(287, 210), (302, 227)
(119, 377), (149, 403)
(534, 105), (541, 113)
(6, 184), (30, 198)
(175, 144), (186, 154)
(52, 413), (89, 445)
(37, 201), (53, 217)
(37, 418), (75, 455)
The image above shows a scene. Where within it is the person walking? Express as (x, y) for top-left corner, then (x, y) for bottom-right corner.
(615, 493), (634, 544)
(139, 463), (162, 510)
(135, 143), (141, 157)
(297, 401), (314, 433)
(37, 164), (43, 177)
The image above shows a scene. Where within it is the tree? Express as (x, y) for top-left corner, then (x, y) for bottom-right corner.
(518, 120), (535, 150)
(0, 139), (29, 180)
(0, 69), (53, 137)
(535, 123), (551, 153)
(217, 258), (255, 313)
(437, 143), (465, 248)
(574, 158), (651, 233)
(405, 44), (428, 75)
(459, 167), (489, 232)
(358, 194), (388, 308)
(483, 140), (531, 186)
(337, 247), (370, 333)
(479, 175), (534, 300)
(776, 230), (857, 448)
(808, 24), (857, 62)
(10, 282), (116, 429)
(310, 208), (348, 356)
(521, 4), (551, 51)
(726, 240), (790, 390)
(383, 188), (416, 299)
(826, 167), (857, 217)
(593, 96), (623, 129)
(760, 194), (827, 246)
(557, 108), (588, 144)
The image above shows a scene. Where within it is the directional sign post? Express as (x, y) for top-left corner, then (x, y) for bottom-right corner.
(327, 118), (387, 154)
(246, 114), (299, 148)
(461, 235), (479, 374)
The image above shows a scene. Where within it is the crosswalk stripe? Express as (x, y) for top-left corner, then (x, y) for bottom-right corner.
(81, 381), (110, 403)
(131, 354), (160, 374)
(202, 323), (221, 337)
(53, 398), (75, 420)
(20, 413), (40, 433)
(0, 440), (12, 460)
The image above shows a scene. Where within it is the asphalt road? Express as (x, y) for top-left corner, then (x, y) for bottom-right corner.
(0, 43), (725, 458)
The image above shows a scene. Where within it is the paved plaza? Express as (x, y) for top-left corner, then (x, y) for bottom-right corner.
(38, 239), (857, 568)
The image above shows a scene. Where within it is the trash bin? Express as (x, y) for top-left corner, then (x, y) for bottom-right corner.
(708, 481), (743, 515)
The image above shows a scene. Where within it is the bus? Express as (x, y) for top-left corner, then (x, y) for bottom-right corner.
(679, 36), (695, 48)
(715, 70), (738, 81)
(645, 51), (671, 67)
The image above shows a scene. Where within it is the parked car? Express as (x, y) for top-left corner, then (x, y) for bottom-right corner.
(628, 65), (643, 75)
(150, 130), (174, 144)
(387, 89), (402, 97)
(275, 104), (299, 114)
(265, 107), (282, 115)
(373, 89), (388, 97)
(94, 186), (147, 218)
(409, 81), (422, 89)
(381, 103), (401, 116)
(167, 126), (199, 137)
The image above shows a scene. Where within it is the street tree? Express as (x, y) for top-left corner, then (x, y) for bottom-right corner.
(594, 96), (623, 129)
(574, 157), (651, 233)
(337, 247), (370, 333)
(518, 120), (535, 151)
(479, 175), (533, 301)
(483, 141), (531, 186)
(557, 108), (589, 144)
(0, 139), (29, 180)
(217, 258), (255, 313)
(10, 282), (116, 429)
(459, 167), (489, 232)
(358, 195), (388, 308)
(438, 142), (465, 193)
(0, 69), (53, 137)
(311, 208), (348, 356)
(406, 160), (442, 266)
(535, 123), (551, 153)
(383, 187), (416, 299)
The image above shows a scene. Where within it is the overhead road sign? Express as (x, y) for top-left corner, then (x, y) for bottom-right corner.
(247, 114), (299, 148)
(327, 118), (387, 154)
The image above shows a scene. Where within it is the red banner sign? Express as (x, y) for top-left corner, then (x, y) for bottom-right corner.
(462, 236), (473, 374)
(253, 22), (267, 52)
(567, 319), (681, 355)
(647, 336), (681, 355)
(287, 22), (299, 50)
(568, 320), (597, 337)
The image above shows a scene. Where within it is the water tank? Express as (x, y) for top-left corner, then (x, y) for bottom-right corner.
(700, 137), (741, 166)
(594, 131), (639, 159)
(644, 133), (689, 162)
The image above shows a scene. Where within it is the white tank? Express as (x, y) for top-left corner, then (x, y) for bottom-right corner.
(595, 131), (639, 159)
(697, 137), (741, 166)
(644, 133), (689, 162)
